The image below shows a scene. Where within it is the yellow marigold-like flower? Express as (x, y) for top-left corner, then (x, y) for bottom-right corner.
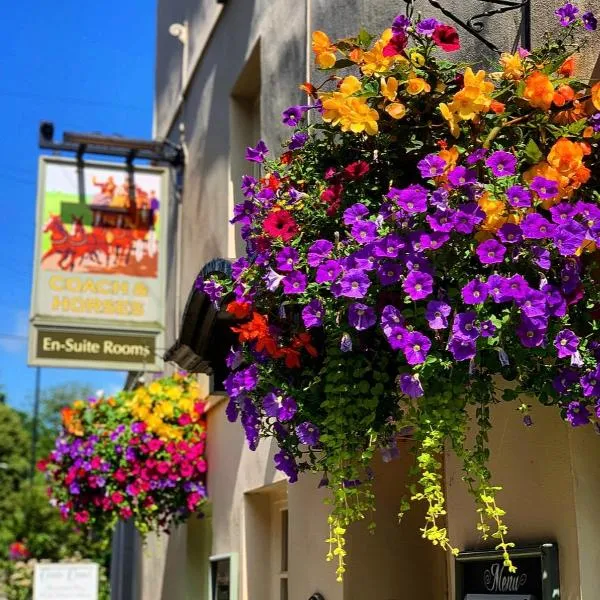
(178, 396), (194, 413)
(312, 31), (337, 69)
(478, 193), (505, 218)
(133, 405), (150, 420)
(385, 102), (407, 119)
(523, 71), (554, 111)
(166, 386), (183, 401)
(439, 102), (460, 137)
(380, 77), (398, 101)
(146, 414), (163, 432)
(344, 98), (380, 134)
(409, 51), (426, 67)
(406, 76), (431, 95)
(448, 68), (494, 120)
(360, 29), (405, 76)
(156, 401), (174, 419)
(499, 52), (524, 79)
(148, 382), (163, 396)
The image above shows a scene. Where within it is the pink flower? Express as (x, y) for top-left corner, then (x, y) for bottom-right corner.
(111, 492), (124, 505)
(74, 511), (90, 524)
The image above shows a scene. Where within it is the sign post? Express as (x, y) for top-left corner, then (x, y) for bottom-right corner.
(33, 563), (99, 600)
(29, 157), (169, 371)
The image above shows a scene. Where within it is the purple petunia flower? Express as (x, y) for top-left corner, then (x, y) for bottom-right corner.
(466, 148), (488, 165)
(476, 239), (506, 265)
(581, 368), (600, 397)
(263, 390), (297, 421)
(225, 347), (244, 371)
(264, 268), (285, 292)
(339, 269), (371, 298)
(307, 239), (334, 267)
(343, 203), (370, 226)
(519, 289), (548, 318)
(565, 401), (590, 427)
(381, 305), (405, 335)
(276, 247), (299, 272)
(516, 316), (547, 348)
(202, 280), (223, 306)
(480, 320), (496, 337)
(530, 176), (559, 199)
(399, 373), (424, 398)
(531, 246), (551, 270)
(447, 166), (477, 188)
(554, 222), (587, 257)
(282, 271), (307, 294)
(486, 150), (517, 177)
(542, 283), (567, 318)
(282, 105), (308, 126)
(315, 260), (342, 284)
(351, 220), (379, 244)
(377, 261), (403, 286)
(225, 398), (239, 422)
(340, 333), (353, 352)
(448, 336), (477, 361)
(373, 233), (405, 259)
(392, 14), (411, 33)
(550, 202), (577, 224)
(497, 223), (523, 244)
(403, 270), (434, 300)
(462, 279), (489, 304)
(583, 11), (598, 30)
(427, 209), (455, 232)
(554, 329), (579, 358)
(388, 184), (429, 213)
(521, 213), (556, 239)
(430, 188), (449, 209)
(499, 274), (530, 301)
(589, 112), (600, 132)
(425, 300), (451, 329)
(416, 17), (440, 36)
(553, 369), (579, 394)
(241, 175), (258, 197)
(402, 331), (431, 365)
(417, 153), (447, 178)
(274, 450), (298, 483)
(386, 325), (409, 351)
(453, 311), (480, 340)
(302, 299), (324, 328)
(555, 2), (579, 26)
(454, 203), (485, 234)
(245, 139), (269, 162)
(506, 185), (532, 208)
(289, 132), (309, 151)
(348, 302), (376, 330)
(296, 421), (320, 446)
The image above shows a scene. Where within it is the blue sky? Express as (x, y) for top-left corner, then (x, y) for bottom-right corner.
(1, 1), (156, 410)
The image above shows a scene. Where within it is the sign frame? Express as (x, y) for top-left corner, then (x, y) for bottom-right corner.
(208, 552), (239, 600)
(28, 155), (170, 371)
(455, 543), (560, 600)
(33, 562), (99, 600)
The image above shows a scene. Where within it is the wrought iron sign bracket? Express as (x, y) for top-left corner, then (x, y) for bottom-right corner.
(407, 0), (532, 54)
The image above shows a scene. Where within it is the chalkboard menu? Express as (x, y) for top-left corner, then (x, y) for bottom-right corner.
(455, 543), (559, 600)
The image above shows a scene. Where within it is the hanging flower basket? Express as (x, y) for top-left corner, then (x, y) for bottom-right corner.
(41, 374), (208, 536)
(199, 2), (600, 581)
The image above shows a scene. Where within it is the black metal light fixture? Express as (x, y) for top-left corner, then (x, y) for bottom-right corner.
(417, 0), (532, 53)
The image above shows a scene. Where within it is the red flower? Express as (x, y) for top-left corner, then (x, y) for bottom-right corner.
(226, 301), (252, 319)
(343, 161), (370, 180)
(432, 25), (460, 52)
(383, 31), (408, 57)
(74, 510), (90, 524)
(321, 183), (344, 204)
(36, 458), (48, 472)
(263, 210), (299, 242)
(111, 492), (124, 505)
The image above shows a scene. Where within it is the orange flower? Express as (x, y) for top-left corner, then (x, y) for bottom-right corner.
(280, 347), (301, 369)
(552, 84), (575, 107)
(61, 407), (84, 436)
(300, 82), (317, 98)
(547, 137), (583, 175)
(231, 312), (269, 343)
(226, 301), (252, 319)
(312, 31), (337, 69)
(572, 165), (591, 187)
(490, 100), (505, 113)
(523, 72), (554, 110)
(592, 82), (600, 111)
(292, 332), (318, 357)
(558, 56), (576, 77)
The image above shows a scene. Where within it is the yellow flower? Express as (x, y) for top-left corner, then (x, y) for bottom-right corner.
(73, 400), (84, 410)
(146, 414), (163, 432)
(133, 405), (150, 420)
(406, 77), (431, 95)
(312, 31), (337, 69)
(178, 396), (194, 413)
(360, 29), (405, 76)
(409, 52), (426, 67)
(439, 103), (460, 137)
(499, 52), (524, 80)
(166, 386), (183, 401)
(339, 75), (361, 97)
(148, 382), (163, 396)
(380, 77), (398, 102)
(592, 82), (600, 111)
(156, 401), (174, 419)
(344, 98), (380, 134)
(385, 102), (407, 119)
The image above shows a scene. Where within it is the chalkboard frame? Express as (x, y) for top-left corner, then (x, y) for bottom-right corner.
(455, 543), (559, 600)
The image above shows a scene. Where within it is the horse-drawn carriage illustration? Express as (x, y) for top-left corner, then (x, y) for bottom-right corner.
(40, 167), (161, 278)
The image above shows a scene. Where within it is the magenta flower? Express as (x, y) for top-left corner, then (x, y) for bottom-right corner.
(425, 300), (451, 329)
(530, 176), (559, 199)
(402, 331), (431, 365)
(276, 247), (299, 272)
(302, 299), (324, 328)
(339, 269), (371, 298)
(388, 184), (429, 213)
(506, 185), (532, 208)
(554, 329), (579, 358)
(282, 271), (307, 294)
(462, 279), (489, 304)
(417, 154), (447, 178)
(348, 303), (376, 330)
(476, 239), (506, 265)
(403, 270), (434, 300)
(245, 140), (269, 162)
(399, 373), (424, 398)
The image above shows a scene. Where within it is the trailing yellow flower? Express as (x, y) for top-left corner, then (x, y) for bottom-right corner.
(360, 29), (405, 76)
(406, 76), (431, 95)
(380, 77), (398, 101)
(148, 381), (163, 396)
(439, 102), (460, 137)
(312, 31), (337, 69)
(499, 51), (524, 80)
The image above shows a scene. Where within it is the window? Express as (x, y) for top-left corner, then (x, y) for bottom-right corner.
(209, 553), (239, 600)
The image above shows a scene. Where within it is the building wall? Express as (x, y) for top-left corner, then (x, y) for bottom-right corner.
(146, 1), (600, 599)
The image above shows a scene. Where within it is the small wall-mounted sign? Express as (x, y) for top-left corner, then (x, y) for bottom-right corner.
(456, 543), (559, 600)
